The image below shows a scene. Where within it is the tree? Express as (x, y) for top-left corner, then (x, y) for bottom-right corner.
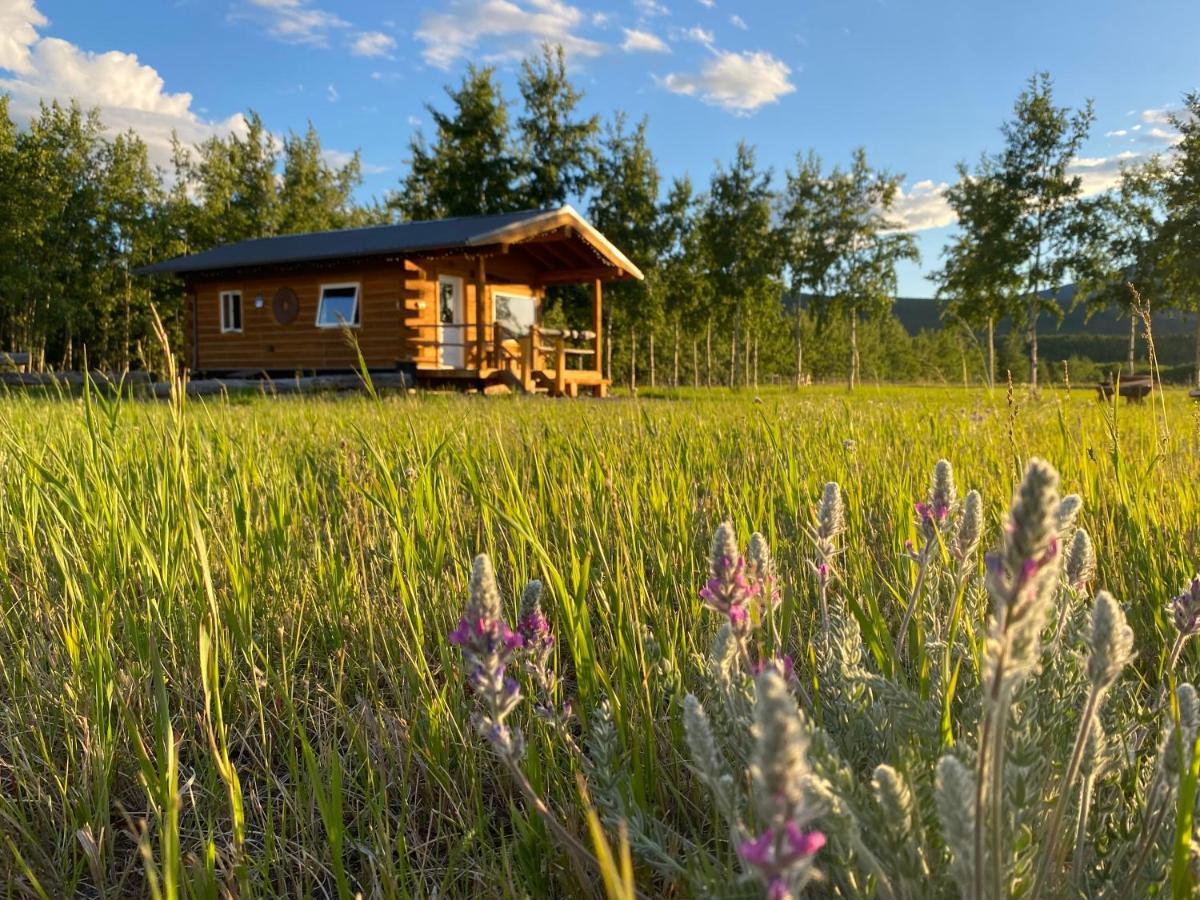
(1157, 92), (1200, 387)
(780, 151), (837, 387)
(787, 148), (918, 390)
(391, 66), (519, 220)
(588, 114), (663, 386)
(697, 142), (780, 388)
(278, 122), (364, 234)
(516, 44), (599, 209)
(658, 177), (709, 387)
(994, 73), (1095, 388)
(934, 156), (1023, 387)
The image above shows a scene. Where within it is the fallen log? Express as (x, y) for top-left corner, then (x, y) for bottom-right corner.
(150, 371), (413, 398)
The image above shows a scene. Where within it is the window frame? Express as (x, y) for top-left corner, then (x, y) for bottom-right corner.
(219, 290), (243, 334)
(315, 282), (362, 329)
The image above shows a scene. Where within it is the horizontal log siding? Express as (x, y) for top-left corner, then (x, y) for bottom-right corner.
(189, 263), (407, 372)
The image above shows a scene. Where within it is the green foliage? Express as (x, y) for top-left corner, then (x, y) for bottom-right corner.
(391, 65), (520, 220)
(780, 148), (919, 389)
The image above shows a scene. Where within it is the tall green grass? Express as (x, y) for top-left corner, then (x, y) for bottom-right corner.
(0, 384), (1196, 896)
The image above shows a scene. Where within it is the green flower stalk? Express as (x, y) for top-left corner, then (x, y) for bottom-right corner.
(974, 458), (1061, 900)
(1031, 590), (1135, 897)
(810, 482), (845, 638)
(897, 459), (959, 660)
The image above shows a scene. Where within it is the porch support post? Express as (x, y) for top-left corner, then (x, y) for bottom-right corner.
(474, 255), (487, 369)
(592, 277), (603, 376)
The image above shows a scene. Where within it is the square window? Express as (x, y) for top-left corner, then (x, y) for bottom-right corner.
(316, 284), (361, 328)
(220, 291), (242, 333)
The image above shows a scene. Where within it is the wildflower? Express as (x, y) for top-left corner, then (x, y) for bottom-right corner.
(810, 483), (845, 637)
(742, 670), (823, 900)
(747, 532), (781, 612)
(935, 755), (976, 886)
(449, 554), (525, 759)
(917, 459), (957, 540)
(983, 459), (1062, 674)
(752, 653), (796, 681)
(1064, 528), (1096, 592)
(701, 522), (760, 635)
(1166, 576), (1200, 671)
(952, 489), (983, 563)
(1087, 590), (1135, 694)
(1169, 576), (1200, 637)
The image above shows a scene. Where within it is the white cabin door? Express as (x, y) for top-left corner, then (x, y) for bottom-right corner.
(438, 275), (465, 368)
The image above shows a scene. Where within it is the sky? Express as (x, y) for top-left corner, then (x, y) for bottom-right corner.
(0, 0), (1196, 296)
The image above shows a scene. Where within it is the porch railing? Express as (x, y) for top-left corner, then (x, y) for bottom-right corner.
(407, 322), (599, 391)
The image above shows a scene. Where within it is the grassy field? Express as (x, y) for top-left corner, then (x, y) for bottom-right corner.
(1, 384), (1199, 897)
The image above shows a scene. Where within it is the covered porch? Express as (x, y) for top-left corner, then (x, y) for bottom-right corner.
(401, 207), (642, 397)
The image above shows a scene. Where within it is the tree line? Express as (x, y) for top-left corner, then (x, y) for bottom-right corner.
(1, 46), (1198, 387)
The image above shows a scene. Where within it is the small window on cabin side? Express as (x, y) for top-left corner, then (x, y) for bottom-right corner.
(220, 291), (242, 333)
(316, 283), (361, 328)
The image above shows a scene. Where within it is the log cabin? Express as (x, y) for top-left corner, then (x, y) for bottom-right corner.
(136, 205), (643, 397)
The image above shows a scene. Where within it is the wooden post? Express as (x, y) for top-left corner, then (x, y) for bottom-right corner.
(592, 278), (603, 376)
(554, 335), (566, 397)
(521, 332), (534, 392)
(474, 256), (487, 370)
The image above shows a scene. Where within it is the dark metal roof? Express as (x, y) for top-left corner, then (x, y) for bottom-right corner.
(135, 208), (559, 276)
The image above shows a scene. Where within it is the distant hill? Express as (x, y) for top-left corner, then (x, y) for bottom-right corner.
(890, 289), (1197, 338)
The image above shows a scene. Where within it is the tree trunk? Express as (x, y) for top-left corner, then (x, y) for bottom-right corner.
(743, 331), (750, 386)
(692, 339), (699, 388)
(753, 337), (759, 390)
(1128, 312), (1137, 376)
(705, 322), (712, 387)
(672, 322), (680, 388)
(986, 315), (995, 390)
(1194, 312), (1200, 389)
(605, 316), (612, 380)
(795, 303), (804, 389)
(848, 310), (858, 391)
(1027, 295), (1039, 390)
(629, 328), (637, 391)
(729, 329), (737, 388)
(649, 332), (656, 388)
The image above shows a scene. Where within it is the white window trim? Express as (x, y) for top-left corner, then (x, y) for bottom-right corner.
(315, 282), (362, 329)
(219, 290), (242, 334)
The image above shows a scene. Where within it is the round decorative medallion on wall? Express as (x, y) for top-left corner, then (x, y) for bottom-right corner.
(272, 287), (299, 324)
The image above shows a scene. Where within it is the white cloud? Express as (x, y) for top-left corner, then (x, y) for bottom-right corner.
(326, 83), (339, 102)
(697, 0), (714, 6)
(0, 0), (45, 74)
(891, 180), (953, 231)
(415, 0), (604, 70)
(680, 25), (714, 45)
(0, 0), (246, 169)
(1067, 151), (1141, 195)
(635, 0), (669, 15)
(350, 31), (396, 57)
(729, 13), (747, 29)
(323, 147), (388, 175)
(234, 0), (349, 46)
(1105, 129), (1127, 137)
(662, 50), (794, 114)
(621, 28), (669, 53)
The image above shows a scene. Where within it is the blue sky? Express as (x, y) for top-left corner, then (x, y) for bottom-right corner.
(0, 0), (1196, 295)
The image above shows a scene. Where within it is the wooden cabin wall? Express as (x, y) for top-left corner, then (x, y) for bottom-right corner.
(189, 263), (408, 373)
(187, 256), (545, 374)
